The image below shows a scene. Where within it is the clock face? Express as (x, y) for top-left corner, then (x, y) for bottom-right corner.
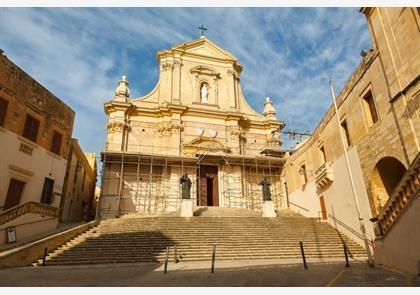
(196, 127), (204, 136)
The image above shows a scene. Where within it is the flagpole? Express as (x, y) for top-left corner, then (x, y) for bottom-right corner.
(329, 78), (374, 266)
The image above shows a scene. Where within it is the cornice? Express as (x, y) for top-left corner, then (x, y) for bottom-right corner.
(104, 100), (134, 114)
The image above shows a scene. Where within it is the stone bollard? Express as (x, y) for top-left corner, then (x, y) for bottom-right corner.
(180, 199), (193, 217)
(262, 200), (276, 217)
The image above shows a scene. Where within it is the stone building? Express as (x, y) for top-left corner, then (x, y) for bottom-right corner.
(282, 7), (419, 274)
(0, 51), (75, 245)
(100, 36), (285, 218)
(60, 139), (97, 222)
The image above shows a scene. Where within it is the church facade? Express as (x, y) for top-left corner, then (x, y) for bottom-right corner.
(100, 36), (285, 218)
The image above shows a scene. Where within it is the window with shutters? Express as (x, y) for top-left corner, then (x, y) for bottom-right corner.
(41, 177), (54, 204)
(3, 179), (25, 210)
(22, 114), (40, 142)
(50, 131), (62, 155)
(0, 97), (8, 127)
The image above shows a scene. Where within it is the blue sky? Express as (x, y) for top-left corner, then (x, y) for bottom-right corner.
(0, 8), (371, 154)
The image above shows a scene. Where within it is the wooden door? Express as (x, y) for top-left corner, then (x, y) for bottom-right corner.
(319, 196), (327, 220)
(198, 177), (208, 206)
(3, 179), (25, 210)
(197, 165), (219, 206)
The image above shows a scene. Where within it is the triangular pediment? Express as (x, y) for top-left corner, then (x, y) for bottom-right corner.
(183, 137), (232, 155)
(172, 37), (237, 61)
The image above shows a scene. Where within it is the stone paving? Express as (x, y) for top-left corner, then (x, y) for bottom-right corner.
(0, 259), (418, 287)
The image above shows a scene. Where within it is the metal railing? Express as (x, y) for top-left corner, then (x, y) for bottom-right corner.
(289, 201), (309, 212)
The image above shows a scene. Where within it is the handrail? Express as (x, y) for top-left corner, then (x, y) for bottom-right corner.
(289, 201), (310, 212)
(0, 202), (60, 227)
(375, 152), (420, 236)
(327, 213), (364, 241)
(328, 213), (374, 248)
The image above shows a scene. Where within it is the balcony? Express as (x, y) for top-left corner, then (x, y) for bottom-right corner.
(315, 162), (334, 192)
(18, 136), (37, 156)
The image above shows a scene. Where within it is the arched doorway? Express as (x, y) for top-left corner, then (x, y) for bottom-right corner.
(371, 157), (406, 214)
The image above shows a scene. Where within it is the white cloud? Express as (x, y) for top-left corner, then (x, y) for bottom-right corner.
(0, 8), (371, 153)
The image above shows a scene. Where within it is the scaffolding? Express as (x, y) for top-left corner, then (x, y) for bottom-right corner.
(98, 139), (287, 218)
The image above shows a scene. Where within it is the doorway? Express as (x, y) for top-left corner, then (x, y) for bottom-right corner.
(4, 178), (25, 210)
(197, 165), (219, 206)
(319, 196), (327, 220)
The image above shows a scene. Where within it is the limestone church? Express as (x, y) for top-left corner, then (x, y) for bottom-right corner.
(100, 35), (286, 218)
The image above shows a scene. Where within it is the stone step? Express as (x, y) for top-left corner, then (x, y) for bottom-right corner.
(64, 239), (355, 245)
(37, 211), (367, 266)
(71, 234), (347, 239)
(48, 252), (368, 260)
(50, 245), (365, 255)
(92, 232), (338, 236)
(61, 242), (360, 250)
(41, 254), (368, 265)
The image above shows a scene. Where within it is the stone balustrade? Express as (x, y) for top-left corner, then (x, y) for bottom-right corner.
(376, 153), (420, 237)
(19, 142), (34, 155)
(0, 202), (60, 226)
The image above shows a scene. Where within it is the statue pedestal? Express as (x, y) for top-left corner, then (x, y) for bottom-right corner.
(180, 199), (193, 217)
(262, 201), (276, 217)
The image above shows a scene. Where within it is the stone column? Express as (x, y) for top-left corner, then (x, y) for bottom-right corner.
(172, 57), (182, 104)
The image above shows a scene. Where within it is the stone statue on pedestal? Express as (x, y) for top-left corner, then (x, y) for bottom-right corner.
(180, 174), (192, 199)
(259, 176), (272, 201)
(201, 83), (208, 103)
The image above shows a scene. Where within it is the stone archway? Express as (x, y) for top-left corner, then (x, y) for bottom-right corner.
(371, 157), (406, 214)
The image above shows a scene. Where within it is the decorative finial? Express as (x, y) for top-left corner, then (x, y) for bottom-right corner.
(263, 96), (277, 119)
(114, 75), (130, 102)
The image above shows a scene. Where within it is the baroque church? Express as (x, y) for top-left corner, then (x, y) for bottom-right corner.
(100, 35), (286, 218)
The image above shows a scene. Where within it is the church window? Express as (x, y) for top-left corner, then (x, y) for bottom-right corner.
(362, 89), (379, 126)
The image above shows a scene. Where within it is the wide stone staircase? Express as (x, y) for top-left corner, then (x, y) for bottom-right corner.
(34, 208), (367, 266)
